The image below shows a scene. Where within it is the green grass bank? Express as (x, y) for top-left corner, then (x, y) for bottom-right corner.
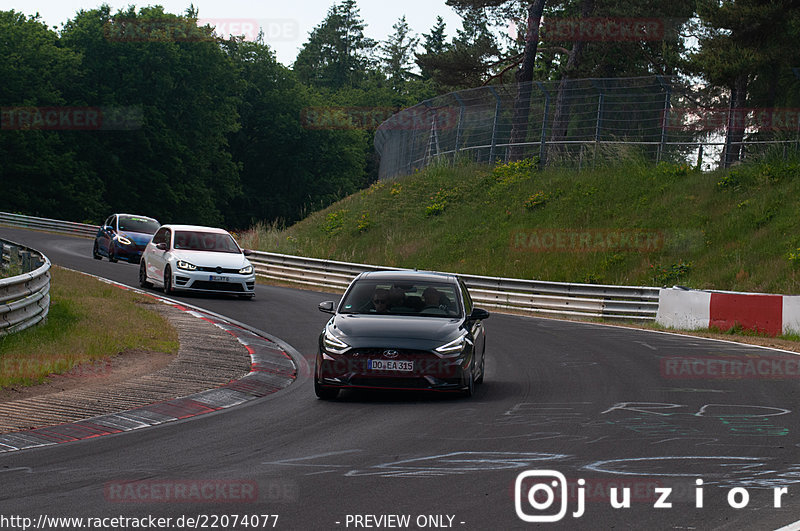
(239, 154), (800, 295)
(0, 267), (178, 388)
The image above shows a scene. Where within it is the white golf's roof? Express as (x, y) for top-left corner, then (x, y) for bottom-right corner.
(159, 224), (231, 234)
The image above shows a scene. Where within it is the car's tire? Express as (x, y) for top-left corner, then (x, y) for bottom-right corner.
(475, 350), (485, 385)
(463, 362), (475, 398)
(139, 261), (152, 288)
(163, 265), (174, 295)
(92, 242), (102, 260)
(108, 244), (118, 263)
(315, 379), (339, 400)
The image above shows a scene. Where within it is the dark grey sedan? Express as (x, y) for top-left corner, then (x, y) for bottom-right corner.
(315, 270), (489, 399)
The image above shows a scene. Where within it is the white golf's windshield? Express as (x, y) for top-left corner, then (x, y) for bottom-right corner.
(173, 231), (240, 253)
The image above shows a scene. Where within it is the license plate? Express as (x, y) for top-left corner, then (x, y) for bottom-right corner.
(209, 275), (229, 282)
(368, 359), (413, 372)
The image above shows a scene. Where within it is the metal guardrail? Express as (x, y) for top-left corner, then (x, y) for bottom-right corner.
(0, 211), (658, 320)
(248, 251), (660, 321)
(0, 239), (51, 336)
(0, 212), (98, 237)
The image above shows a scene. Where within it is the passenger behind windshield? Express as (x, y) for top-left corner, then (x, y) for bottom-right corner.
(372, 288), (390, 313)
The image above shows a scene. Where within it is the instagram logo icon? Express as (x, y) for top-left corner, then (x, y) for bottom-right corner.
(515, 470), (584, 522)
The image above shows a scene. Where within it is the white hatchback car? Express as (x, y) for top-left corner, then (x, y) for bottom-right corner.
(139, 224), (256, 299)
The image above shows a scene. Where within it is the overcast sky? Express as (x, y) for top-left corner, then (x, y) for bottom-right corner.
(10, 0), (468, 66)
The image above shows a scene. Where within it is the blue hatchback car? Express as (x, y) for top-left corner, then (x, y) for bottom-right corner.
(93, 213), (160, 264)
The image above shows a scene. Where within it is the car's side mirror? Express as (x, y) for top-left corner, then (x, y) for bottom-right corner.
(242, 249), (253, 256)
(156, 242), (168, 251)
(468, 307), (490, 321)
(103, 225), (114, 232)
(318, 301), (336, 314)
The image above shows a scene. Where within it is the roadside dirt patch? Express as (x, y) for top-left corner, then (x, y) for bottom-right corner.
(0, 348), (174, 403)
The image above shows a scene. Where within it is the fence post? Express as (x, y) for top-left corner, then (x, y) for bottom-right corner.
(488, 86), (501, 164)
(591, 80), (604, 167)
(656, 75), (671, 163)
(794, 68), (800, 154)
(453, 93), (465, 164)
(536, 82), (550, 169)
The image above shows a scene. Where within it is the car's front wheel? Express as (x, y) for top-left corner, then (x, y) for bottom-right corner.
(108, 244), (117, 263)
(475, 350), (485, 385)
(139, 261), (152, 288)
(163, 265), (174, 295)
(92, 242), (102, 260)
(314, 379), (339, 400)
(462, 362), (475, 398)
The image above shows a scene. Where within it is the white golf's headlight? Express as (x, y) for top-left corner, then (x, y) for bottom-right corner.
(239, 264), (254, 275)
(176, 260), (196, 271)
(435, 333), (471, 357)
(323, 326), (350, 354)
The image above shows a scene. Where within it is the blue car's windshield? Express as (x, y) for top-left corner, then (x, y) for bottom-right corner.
(339, 279), (461, 317)
(118, 216), (159, 235)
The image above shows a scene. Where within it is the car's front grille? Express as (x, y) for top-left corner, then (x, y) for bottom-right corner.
(349, 348), (431, 358)
(190, 281), (245, 292)
(195, 266), (241, 274)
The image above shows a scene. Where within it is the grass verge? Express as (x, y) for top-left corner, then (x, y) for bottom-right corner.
(238, 153), (800, 294)
(0, 266), (178, 388)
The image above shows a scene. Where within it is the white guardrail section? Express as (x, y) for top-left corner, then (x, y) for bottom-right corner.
(0, 212), (97, 237)
(0, 211), (659, 320)
(247, 251), (660, 321)
(0, 239), (51, 336)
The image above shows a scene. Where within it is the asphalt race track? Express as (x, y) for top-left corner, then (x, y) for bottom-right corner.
(2, 225), (800, 530)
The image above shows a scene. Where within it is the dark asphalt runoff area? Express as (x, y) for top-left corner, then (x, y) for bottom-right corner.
(2, 225), (800, 530)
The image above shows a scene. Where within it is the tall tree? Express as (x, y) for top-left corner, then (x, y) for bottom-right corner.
(691, 0), (800, 166)
(415, 7), (501, 91)
(379, 16), (419, 91)
(60, 5), (243, 224)
(224, 37), (367, 227)
(0, 10), (103, 221)
(293, 0), (377, 90)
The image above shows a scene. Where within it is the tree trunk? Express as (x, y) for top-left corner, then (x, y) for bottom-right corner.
(548, 0), (593, 163)
(722, 73), (748, 167)
(508, 0), (546, 161)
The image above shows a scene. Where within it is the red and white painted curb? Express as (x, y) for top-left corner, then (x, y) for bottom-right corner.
(657, 288), (800, 336)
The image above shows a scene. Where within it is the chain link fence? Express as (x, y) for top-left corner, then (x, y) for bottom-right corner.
(374, 76), (800, 180)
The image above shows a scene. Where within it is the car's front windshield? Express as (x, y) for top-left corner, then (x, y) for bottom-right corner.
(173, 231), (241, 253)
(118, 216), (160, 234)
(339, 279), (461, 317)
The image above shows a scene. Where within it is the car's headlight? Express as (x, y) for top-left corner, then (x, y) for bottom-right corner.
(116, 235), (132, 245)
(238, 264), (253, 275)
(435, 333), (471, 357)
(322, 326), (350, 354)
(176, 260), (196, 271)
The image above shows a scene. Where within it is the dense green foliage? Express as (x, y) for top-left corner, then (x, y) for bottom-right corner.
(0, 7), (371, 227)
(2, 1), (799, 229)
